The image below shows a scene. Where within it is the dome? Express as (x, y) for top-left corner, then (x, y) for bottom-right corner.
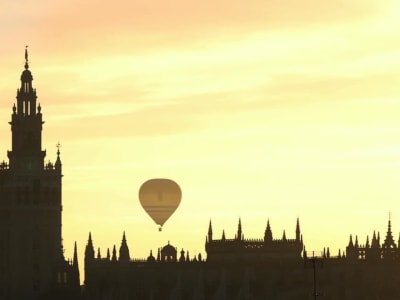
(161, 242), (177, 262)
(21, 69), (33, 82)
(162, 243), (176, 256)
(147, 250), (156, 262)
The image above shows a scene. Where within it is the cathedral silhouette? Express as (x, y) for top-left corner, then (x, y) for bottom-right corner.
(2, 50), (400, 299)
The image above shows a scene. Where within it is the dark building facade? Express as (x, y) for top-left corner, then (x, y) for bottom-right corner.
(84, 218), (400, 299)
(83, 219), (305, 300)
(206, 218), (303, 263)
(0, 49), (79, 299)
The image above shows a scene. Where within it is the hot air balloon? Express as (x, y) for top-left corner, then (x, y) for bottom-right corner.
(139, 178), (181, 231)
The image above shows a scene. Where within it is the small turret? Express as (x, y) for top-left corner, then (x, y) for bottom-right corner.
(348, 235), (354, 248)
(237, 218), (243, 241)
(85, 232), (95, 262)
(221, 230), (226, 240)
(73, 242), (79, 269)
(295, 218), (301, 242)
(71, 241), (80, 287)
(147, 250), (156, 263)
(264, 219), (273, 243)
(303, 246), (307, 259)
(111, 245), (117, 262)
(371, 231), (377, 248)
(208, 219), (213, 242)
(383, 218), (396, 249)
(179, 249), (185, 262)
(282, 230), (287, 242)
(55, 142), (62, 172)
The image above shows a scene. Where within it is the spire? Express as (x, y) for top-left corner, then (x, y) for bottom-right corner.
(296, 217), (301, 242)
(111, 245), (117, 262)
(354, 235), (359, 248)
(25, 45), (29, 70)
(119, 231), (130, 263)
(73, 241), (79, 269)
(208, 219), (213, 242)
(97, 247), (101, 259)
(371, 231), (377, 248)
(221, 230), (226, 240)
(264, 219), (273, 242)
(237, 218), (243, 241)
(282, 230), (287, 241)
(365, 236), (370, 248)
(70, 241), (80, 287)
(106, 248), (110, 260)
(348, 235), (354, 247)
(85, 232), (95, 261)
(383, 218), (396, 248)
(55, 142), (62, 170)
(17, 45), (36, 115)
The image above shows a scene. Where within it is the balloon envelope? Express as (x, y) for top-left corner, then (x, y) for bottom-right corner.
(139, 179), (181, 230)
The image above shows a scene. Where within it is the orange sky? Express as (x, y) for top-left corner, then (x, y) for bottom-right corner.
(2, 0), (400, 280)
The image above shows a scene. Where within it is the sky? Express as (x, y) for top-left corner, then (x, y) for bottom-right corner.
(1, 0), (400, 281)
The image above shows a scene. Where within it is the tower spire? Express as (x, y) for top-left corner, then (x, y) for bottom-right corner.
(237, 218), (243, 241)
(208, 219), (213, 242)
(55, 141), (62, 171)
(383, 217), (395, 249)
(296, 217), (301, 242)
(264, 219), (273, 242)
(25, 45), (29, 69)
(73, 241), (79, 268)
(119, 231), (130, 263)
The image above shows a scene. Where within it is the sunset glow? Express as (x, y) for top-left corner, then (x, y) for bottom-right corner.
(2, 0), (400, 281)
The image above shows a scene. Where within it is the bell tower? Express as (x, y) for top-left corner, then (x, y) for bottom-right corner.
(8, 46), (46, 173)
(0, 47), (79, 299)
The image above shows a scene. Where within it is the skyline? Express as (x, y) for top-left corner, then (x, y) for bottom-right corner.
(2, 0), (400, 278)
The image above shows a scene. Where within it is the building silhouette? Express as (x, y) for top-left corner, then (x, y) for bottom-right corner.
(3, 50), (400, 299)
(206, 218), (303, 263)
(83, 219), (304, 299)
(0, 48), (79, 299)
(84, 218), (400, 299)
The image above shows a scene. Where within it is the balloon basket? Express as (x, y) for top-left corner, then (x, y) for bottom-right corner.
(159, 226), (162, 232)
